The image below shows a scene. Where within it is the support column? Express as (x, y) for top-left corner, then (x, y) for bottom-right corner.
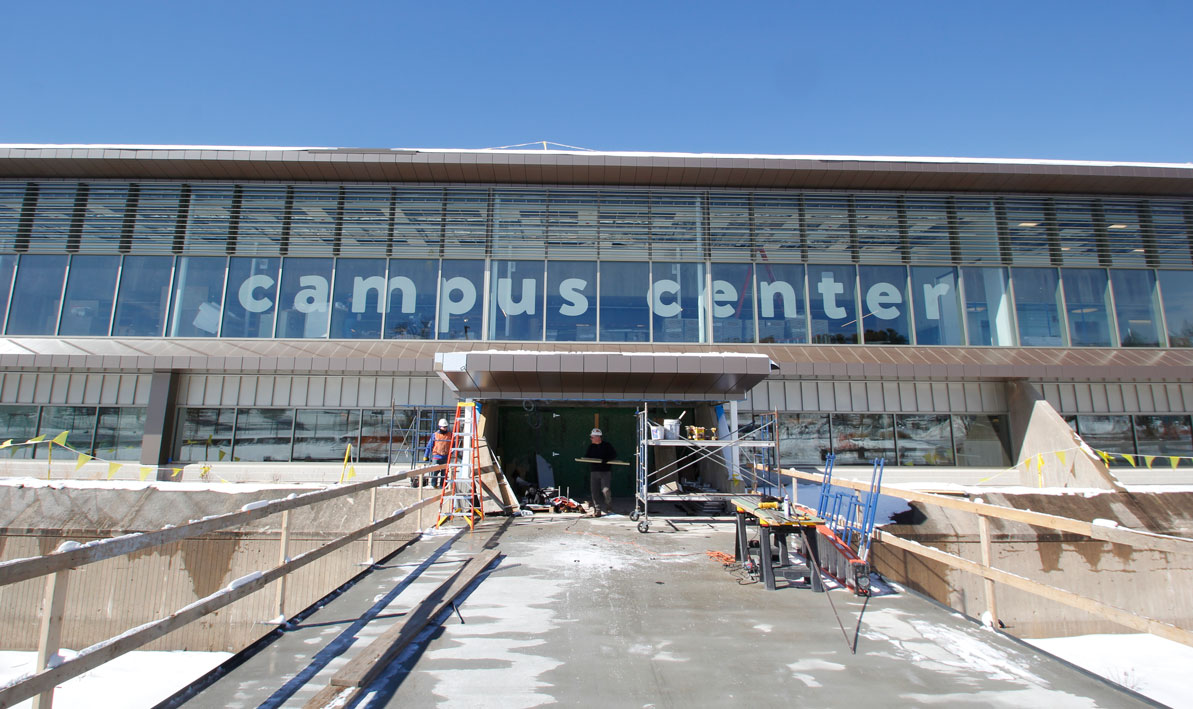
(142, 370), (180, 477)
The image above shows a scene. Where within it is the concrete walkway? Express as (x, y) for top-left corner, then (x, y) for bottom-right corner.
(187, 513), (1149, 708)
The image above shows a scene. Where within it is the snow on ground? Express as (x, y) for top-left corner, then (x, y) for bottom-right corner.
(0, 650), (231, 708)
(1025, 633), (1193, 709)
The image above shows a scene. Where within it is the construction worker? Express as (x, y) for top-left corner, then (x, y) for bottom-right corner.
(585, 428), (617, 518)
(424, 418), (452, 488)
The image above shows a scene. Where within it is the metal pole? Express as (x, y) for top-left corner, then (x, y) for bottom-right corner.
(274, 509), (291, 620)
(32, 569), (70, 709)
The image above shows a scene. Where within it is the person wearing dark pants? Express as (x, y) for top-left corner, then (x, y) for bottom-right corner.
(586, 428), (616, 517)
(423, 418), (452, 488)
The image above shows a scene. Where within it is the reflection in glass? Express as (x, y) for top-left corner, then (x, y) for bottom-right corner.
(277, 258), (333, 338)
(1061, 269), (1113, 347)
(386, 258), (437, 339)
(546, 261), (596, 342)
(1011, 267), (1063, 346)
(777, 414), (830, 465)
(831, 414), (894, 465)
(293, 409), (359, 461)
(361, 408), (411, 463)
(94, 407), (146, 460)
(489, 261), (544, 341)
(331, 259), (386, 339)
(0, 406), (40, 459)
(896, 414), (954, 465)
(168, 257), (226, 337)
(1110, 270), (1163, 347)
(808, 265), (858, 344)
(860, 265), (909, 344)
(174, 408), (234, 462)
(437, 260), (484, 340)
(962, 267), (1013, 346)
(59, 255), (119, 336)
(113, 256), (172, 336)
(599, 261), (650, 342)
(953, 415), (1012, 467)
(1074, 415), (1133, 466)
(0, 255), (15, 332)
(222, 257), (279, 338)
(233, 409), (294, 462)
(1134, 415), (1193, 467)
(652, 261), (706, 343)
(757, 264), (806, 343)
(711, 263), (755, 343)
(37, 406), (96, 458)
(7, 255), (67, 335)
(1158, 270), (1193, 347)
(911, 266), (963, 345)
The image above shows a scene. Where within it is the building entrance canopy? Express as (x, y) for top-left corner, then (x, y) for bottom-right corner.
(434, 351), (774, 401)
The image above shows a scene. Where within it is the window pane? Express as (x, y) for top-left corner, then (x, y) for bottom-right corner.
(1075, 415), (1133, 466)
(804, 197), (851, 262)
(962, 267), (1013, 346)
(1158, 270), (1193, 347)
(28, 184), (76, 251)
(905, 198), (951, 264)
(896, 414), (954, 466)
(361, 408), (410, 463)
(292, 409), (358, 462)
(236, 186), (287, 254)
(186, 186), (234, 253)
(132, 185), (184, 244)
(711, 263), (755, 344)
(599, 261), (650, 342)
(957, 198), (1000, 264)
(0, 255), (15, 330)
(1102, 201), (1147, 267)
(95, 407), (145, 460)
(860, 265), (909, 344)
(831, 414), (894, 465)
(112, 256), (172, 336)
(651, 261), (706, 343)
(385, 258), (437, 339)
(708, 194), (752, 260)
(233, 409), (294, 462)
(331, 258), (386, 339)
(953, 415), (1012, 467)
(7, 254), (67, 335)
(168, 256), (226, 337)
(222, 257), (279, 338)
(276, 258), (333, 338)
(1061, 269), (1113, 347)
(546, 261), (596, 342)
(650, 193), (702, 261)
(1148, 202), (1193, 267)
(37, 406), (96, 458)
(1011, 267), (1063, 346)
(1133, 415), (1193, 467)
(1110, 269), (1163, 347)
(854, 196), (901, 264)
(391, 188), (443, 258)
(911, 266), (963, 345)
(437, 260), (484, 340)
(778, 413), (830, 466)
(289, 186), (339, 256)
(0, 406), (40, 459)
(174, 408), (234, 462)
(492, 192), (547, 259)
(59, 255), (119, 336)
(1055, 200), (1100, 266)
(489, 260), (544, 341)
(753, 195), (803, 263)
(340, 188), (392, 255)
(809, 265), (857, 344)
(1004, 198), (1052, 265)
(757, 264), (806, 344)
(78, 184), (128, 251)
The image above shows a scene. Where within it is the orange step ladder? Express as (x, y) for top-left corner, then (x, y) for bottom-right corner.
(435, 400), (484, 530)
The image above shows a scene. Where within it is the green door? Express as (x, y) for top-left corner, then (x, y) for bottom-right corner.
(496, 404), (637, 499)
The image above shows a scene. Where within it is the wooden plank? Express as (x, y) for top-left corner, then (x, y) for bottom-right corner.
(32, 570), (69, 709)
(0, 495), (440, 709)
(0, 463), (449, 588)
(574, 458), (631, 465)
(876, 531), (1193, 647)
(316, 549), (501, 701)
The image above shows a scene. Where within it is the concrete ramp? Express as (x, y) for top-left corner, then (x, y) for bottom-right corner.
(170, 515), (1148, 708)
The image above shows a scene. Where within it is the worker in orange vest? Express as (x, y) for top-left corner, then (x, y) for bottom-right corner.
(423, 418), (452, 488)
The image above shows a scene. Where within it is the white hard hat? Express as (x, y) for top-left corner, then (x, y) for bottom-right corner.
(438, 419), (449, 427)
(590, 428), (602, 437)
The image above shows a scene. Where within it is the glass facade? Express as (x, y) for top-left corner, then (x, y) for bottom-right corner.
(0, 405), (145, 460)
(778, 412), (1012, 467)
(1068, 414), (1193, 467)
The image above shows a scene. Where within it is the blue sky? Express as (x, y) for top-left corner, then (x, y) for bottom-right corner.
(3, 1), (1191, 162)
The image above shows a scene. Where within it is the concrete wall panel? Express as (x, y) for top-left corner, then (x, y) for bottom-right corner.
(259, 376), (279, 406)
(290, 377), (309, 407)
(34, 374), (52, 404)
(325, 377), (343, 407)
(49, 374), (69, 404)
(307, 377), (326, 407)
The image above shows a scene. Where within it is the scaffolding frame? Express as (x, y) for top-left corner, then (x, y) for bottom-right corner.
(631, 403), (780, 533)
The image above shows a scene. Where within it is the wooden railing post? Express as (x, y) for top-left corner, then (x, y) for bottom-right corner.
(33, 568), (70, 709)
(366, 486), (378, 565)
(274, 509), (292, 620)
(978, 514), (998, 628)
(417, 471), (426, 530)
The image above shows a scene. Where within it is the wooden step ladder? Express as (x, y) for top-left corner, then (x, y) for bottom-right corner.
(435, 401), (484, 530)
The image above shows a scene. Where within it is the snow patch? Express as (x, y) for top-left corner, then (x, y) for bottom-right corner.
(1026, 633), (1193, 708)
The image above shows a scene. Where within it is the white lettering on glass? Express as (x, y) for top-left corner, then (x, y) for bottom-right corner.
(238, 275), (274, 313)
(558, 278), (589, 316)
(352, 276), (386, 314)
(922, 282), (950, 320)
(817, 273), (847, 319)
(865, 282), (902, 320)
(294, 275), (329, 313)
(439, 276), (476, 332)
(650, 279), (681, 317)
(497, 278), (537, 315)
(759, 281), (797, 319)
(712, 280), (737, 318)
(388, 276), (417, 314)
